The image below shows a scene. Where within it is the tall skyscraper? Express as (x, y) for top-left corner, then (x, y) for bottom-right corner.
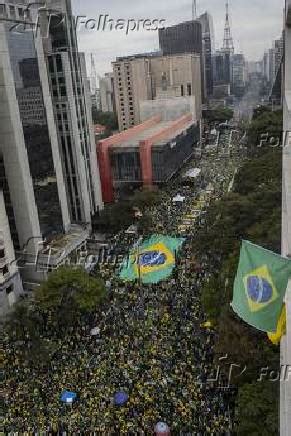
(0, 0), (103, 296)
(199, 12), (215, 97)
(212, 51), (232, 85)
(274, 35), (284, 77)
(39, 0), (103, 223)
(232, 54), (247, 96)
(159, 20), (203, 57)
(158, 20), (207, 100)
(0, 2), (69, 255)
(268, 47), (276, 85)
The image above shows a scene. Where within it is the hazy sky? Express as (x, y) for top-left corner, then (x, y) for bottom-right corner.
(71, 0), (284, 77)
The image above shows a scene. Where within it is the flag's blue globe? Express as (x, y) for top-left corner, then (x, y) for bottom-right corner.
(247, 276), (273, 303)
(139, 251), (166, 267)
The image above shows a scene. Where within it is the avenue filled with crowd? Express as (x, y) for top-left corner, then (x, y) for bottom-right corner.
(3, 144), (240, 433)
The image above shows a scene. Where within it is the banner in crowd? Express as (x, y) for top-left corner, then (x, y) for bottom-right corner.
(231, 240), (291, 333)
(119, 235), (184, 284)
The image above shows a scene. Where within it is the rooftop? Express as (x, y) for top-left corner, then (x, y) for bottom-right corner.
(108, 115), (194, 149)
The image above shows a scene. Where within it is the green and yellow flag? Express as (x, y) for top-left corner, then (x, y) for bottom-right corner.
(119, 235), (184, 284)
(267, 305), (287, 345)
(231, 240), (291, 332)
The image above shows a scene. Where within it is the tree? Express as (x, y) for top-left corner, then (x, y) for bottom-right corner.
(195, 142), (282, 427)
(93, 201), (134, 234)
(4, 301), (53, 363)
(247, 109), (282, 150)
(92, 109), (118, 133)
(233, 149), (282, 195)
(252, 105), (271, 120)
(6, 301), (41, 342)
(131, 189), (164, 209)
(236, 381), (279, 435)
(201, 275), (225, 319)
(35, 267), (106, 325)
(93, 189), (165, 235)
(204, 106), (234, 123)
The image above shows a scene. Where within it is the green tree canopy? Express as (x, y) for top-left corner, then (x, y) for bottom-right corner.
(196, 123), (282, 434)
(247, 109), (282, 150)
(204, 106), (234, 122)
(92, 109), (118, 133)
(35, 267), (106, 315)
(236, 381), (279, 435)
(93, 189), (165, 234)
(93, 201), (134, 234)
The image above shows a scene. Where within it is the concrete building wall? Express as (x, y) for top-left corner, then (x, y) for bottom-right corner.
(60, 52), (92, 223)
(34, 32), (71, 232)
(150, 55), (201, 103)
(131, 59), (152, 126)
(100, 73), (116, 113)
(113, 54), (201, 131)
(113, 57), (152, 131)
(80, 53), (104, 213)
(0, 190), (24, 316)
(140, 96), (197, 123)
(43, 2), (103, 220)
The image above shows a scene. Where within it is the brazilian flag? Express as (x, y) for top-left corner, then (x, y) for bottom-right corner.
(231, 240), (291, 332)
(119, 235), (184, 284)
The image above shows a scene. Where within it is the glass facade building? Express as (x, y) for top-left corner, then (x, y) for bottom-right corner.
(4, 25), (63, 238)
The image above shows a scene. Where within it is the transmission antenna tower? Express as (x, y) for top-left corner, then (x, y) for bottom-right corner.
(223, 0), (234, 53)
(192, 0), (197, 21)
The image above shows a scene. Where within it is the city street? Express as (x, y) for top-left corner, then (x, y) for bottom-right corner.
(4, 133), (243, 433)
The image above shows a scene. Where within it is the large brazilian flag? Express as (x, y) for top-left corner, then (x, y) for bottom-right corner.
(231, 240), (291, 332)
(119, 235), (185, 284)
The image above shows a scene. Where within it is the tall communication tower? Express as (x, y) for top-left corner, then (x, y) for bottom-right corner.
(223, 1), (234, 53)
(192, 0), (197, 21)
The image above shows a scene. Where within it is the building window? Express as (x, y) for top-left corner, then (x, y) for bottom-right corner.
(9, 5), (16, 18)
(60, 86), (67, 97)
(56, 55), (63, 72)
(0, 4), (6, 16)
(187, 83), (192, 95)
(1, 265), (9, 276)
(181, 85), (184, 96)
(6, 285), (13, 295)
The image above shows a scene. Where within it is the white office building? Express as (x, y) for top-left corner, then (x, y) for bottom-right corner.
(0, 0), (103, 305)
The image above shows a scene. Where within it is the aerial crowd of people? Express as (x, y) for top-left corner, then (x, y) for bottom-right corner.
(4, 142), (241, 433)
